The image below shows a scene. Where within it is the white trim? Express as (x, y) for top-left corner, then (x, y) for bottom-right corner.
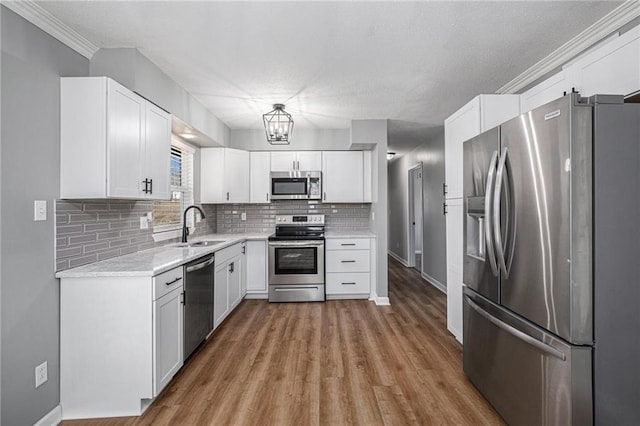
(421, 272), (447, 295)
(152, 228), (181, 242)
(3, 1), (99, 59)
(374, 297), (390, 306)
(388, 250), (409, 267)
(34, 404), (62, 426)
(497, 0), (640, 94)
(244, 293), (268, 299)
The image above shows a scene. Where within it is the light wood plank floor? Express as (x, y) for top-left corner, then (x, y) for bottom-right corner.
(63, 257), (503, 425)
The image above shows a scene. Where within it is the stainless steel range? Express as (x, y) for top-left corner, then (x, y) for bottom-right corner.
(268, 215), (325, 302)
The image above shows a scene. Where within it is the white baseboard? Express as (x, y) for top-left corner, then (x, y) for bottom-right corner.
(34, 405), (62, 426)
(388, 250), (409, 267)
(374, 297), (390, 306)
(421, 272), (447, 294)
(244, 293), (268, 299)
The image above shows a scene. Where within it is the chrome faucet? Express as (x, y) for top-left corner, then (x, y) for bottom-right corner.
(182, 205), (206, 243)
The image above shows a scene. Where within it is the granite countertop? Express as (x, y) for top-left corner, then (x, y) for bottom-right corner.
(325, 231), (376, 238)
(55, 232), (271, 279)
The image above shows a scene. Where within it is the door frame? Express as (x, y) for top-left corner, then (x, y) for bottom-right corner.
(407, 163), (424, 272)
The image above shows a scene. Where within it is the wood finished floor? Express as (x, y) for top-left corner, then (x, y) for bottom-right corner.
(63, 257), (503, 426)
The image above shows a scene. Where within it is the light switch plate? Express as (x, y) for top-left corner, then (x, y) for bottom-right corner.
(34, 200), (46, 221)
(139, 216), (148, 230)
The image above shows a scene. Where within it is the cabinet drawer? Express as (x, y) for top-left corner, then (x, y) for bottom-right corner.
(326, 250), (370, 273)
(326, 273), (370, 295)
(326, 238), (370, 250)
(153, 267), (184, 300)
(216, 242), (244, 264)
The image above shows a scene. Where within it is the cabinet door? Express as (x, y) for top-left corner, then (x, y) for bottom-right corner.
(153, 287), (183, 396)
(445, 198), (464, 343)
(246, 240), (267, 292)
(520, 71), (569, 114)
(225, 148), (250, 203)
(200, 148), (226, 203)
(270, 152), (297, 171)
(228, 255), (242, 310)
(568, 27), (640, 98)
(250, 152), (271, 203)
(107, 80), (144, 198)
(322, 151), (364, 202)
(297, 151), (322, 170)
(142, 102), (171, 200)
(479, 95), (520, 131)
(240, 245), (247, 297)
(444, 98), (480, 200)
(214, 262), (229, 329)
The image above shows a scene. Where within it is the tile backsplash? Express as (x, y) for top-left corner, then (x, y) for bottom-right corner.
(56, 199), (370, 271)
(55, 200), (216, 271)
(215, 200), (371, 234)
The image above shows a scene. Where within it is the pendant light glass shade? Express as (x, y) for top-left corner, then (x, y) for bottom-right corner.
(263, 104), (293, 145)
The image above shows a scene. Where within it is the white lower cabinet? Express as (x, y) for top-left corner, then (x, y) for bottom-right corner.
(153, 285), (183, 396)
(213, 242), (244, 329)
(60, 266), (184, 419)
(246, 240), (268, 297)
(325, 237), (371, 299)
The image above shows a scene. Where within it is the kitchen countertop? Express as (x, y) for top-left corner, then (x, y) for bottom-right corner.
(325, 231), (376, 238)
(55, 233), (271, 279)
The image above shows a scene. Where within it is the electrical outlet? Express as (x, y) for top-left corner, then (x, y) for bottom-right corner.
(139, 216), (148, 230)
(35, 361), (47, 388)
(241, 212), (246, 221)
(34, 200), (47, 221)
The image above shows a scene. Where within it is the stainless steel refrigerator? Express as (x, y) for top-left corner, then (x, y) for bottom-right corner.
(462, 93), (640, 425)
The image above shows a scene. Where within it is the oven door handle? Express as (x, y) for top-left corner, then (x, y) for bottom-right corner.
(268, 241), (324, 247)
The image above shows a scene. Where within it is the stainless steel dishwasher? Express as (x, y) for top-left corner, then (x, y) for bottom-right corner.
(183, 253), (215, 359)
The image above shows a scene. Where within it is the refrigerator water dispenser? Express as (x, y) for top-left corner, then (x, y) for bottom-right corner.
(466, 196), (486, 261)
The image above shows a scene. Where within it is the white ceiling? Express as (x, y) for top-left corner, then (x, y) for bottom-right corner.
(37, 1), (621, 153)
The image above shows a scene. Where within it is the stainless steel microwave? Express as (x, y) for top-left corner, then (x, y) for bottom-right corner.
(270, 171), (322, 200)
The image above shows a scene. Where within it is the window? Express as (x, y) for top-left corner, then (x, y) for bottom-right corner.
(153, 136), (195, 238)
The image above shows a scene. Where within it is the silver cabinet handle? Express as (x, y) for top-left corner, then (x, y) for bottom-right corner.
(341, 243), (356, 246)
(165, 277), (182, 286)
(228, 262), (234, 273)
(226, 191), (230, 201)
(266, 192), (269, 201)
(493, 147), (516, 279)
(341, 260), (356, 263)
(466, 295), (566, 361)
(484, 150), (499, 277)
(269, 241), (324, 247)
(442, 182), (448, 196)
(186, 255), (214, 272)
(323, 192), (326, 201)
(341, 282), (356, 285)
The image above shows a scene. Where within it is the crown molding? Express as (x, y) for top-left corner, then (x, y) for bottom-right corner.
(497, 0), (640, 94)
(2, 0), (99, 59)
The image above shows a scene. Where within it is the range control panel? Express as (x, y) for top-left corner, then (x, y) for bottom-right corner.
(275, 215), (325, 225)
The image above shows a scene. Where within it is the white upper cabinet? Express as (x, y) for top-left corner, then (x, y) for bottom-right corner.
(142, 102), (172, 200)
(566, 26), (640, 99)
(270, 151), (322, 171)
(249, 152), (271, 203)
(520, 71), (571, 114)
(225, 148), (250, 203)
(60, 77), (171, 200)
(444, 94), (520, 199)
(200, 147), (250, 204)
(322, 151), (364, 202)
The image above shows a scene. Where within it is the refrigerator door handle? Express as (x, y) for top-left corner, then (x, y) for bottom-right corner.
(485, 150), (499, 277)
(466, 295), (566, 361)
(493, 147), (517, 278)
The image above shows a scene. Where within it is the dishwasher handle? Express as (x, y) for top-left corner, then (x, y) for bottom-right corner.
(186, 255), (214, 273)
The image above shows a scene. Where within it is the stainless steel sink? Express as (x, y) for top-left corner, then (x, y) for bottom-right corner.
(174, 240), (226, 248)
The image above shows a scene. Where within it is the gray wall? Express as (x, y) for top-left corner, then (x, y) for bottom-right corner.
(1, 7), (89, 424)
(388, 128), (447, 288)
(351, 120), (388, 299)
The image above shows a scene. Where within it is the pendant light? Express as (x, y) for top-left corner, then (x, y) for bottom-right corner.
(263, 104), (293, 145)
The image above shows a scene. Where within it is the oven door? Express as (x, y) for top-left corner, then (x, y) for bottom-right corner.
(268, 240), (325, 285)
(271, 177), (309, 200)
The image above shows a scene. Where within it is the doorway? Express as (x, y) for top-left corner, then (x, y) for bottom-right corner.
(407, 163), (423, 273)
